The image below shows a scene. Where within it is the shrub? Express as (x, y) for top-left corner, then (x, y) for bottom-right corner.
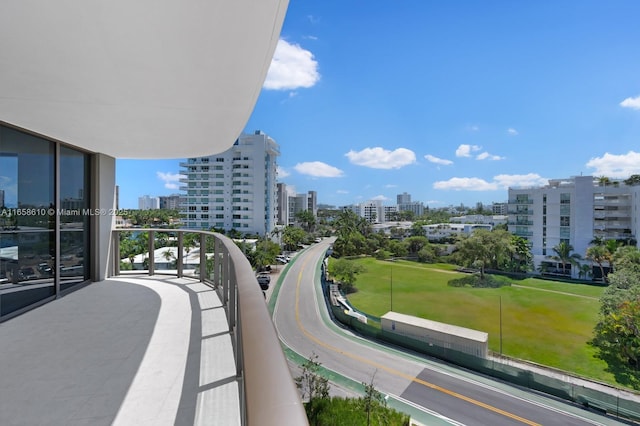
(448, 273), (511, 288)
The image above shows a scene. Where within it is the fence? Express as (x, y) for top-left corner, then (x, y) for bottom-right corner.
(322, 271), (640, 423)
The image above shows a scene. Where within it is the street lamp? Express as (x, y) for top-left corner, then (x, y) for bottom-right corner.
(499, 295), (503, 356)
(390, 261), (393, 312)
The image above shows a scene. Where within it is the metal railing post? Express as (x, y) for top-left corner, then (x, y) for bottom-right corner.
(199, 233), (206, 282)
(214, 237), (221, 288)
(222, 248), (229, 306)
(148, 230), (155, 275)
(177, 232), (184, 278)
(113, 230), (120, 277)
(228, 265), (236, 331)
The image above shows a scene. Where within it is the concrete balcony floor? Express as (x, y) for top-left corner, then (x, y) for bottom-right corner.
(0, 276), (239, 426)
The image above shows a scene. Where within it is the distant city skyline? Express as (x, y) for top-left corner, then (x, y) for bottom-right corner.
(117, 2), (640, 210)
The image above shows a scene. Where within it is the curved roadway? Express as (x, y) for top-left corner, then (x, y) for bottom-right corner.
(273, 239), (627, 426)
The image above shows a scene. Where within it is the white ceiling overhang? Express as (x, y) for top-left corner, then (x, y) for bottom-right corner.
(0, 0), (288, 158)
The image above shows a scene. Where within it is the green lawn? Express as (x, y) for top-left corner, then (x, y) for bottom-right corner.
(345, 258), (617, 385)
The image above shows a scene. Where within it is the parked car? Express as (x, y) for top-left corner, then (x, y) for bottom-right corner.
(19, 267), (37, 280)
(257, 274), (270, 290)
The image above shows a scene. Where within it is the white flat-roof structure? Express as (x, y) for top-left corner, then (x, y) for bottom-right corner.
(381, 311), (489, 358)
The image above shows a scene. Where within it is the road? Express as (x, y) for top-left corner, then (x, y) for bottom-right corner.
(272, 239), (628, 426)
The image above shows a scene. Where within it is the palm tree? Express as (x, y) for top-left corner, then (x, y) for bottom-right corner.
(604, 239), (621, 272)
(550, 241), (581, 276)
(585, 245), (607, 281)
(578, 263), (592, 280)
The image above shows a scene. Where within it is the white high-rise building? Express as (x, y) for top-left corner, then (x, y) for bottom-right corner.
(287, 190), (318, 225)
(138, 195), (160, 210)
(180, 131), (279, 235)
(397, 192), (411, 204)
(508, 176), (640, 278)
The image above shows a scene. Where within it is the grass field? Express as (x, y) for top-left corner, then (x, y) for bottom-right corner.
(344, 258), (617, 385)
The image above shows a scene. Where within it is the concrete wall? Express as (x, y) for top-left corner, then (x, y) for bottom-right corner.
(381, 312), (488, 358)
(91, 153), (116, 281)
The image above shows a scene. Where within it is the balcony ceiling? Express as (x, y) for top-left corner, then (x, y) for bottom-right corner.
(0, 0), (288, 159)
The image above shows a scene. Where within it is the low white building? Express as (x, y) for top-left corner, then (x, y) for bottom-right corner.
(423, 223), (493, 241)
(381, 311), (488, 358)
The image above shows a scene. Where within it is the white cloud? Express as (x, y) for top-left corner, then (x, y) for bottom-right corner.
(586, 151), (640, 178)
(468, 125), (480, 132)
(371, 195), (388, 201)
(276, 166), (290, 178)
(294, 161), (344, 178)
(476, 152), (505, 161)
(384, 184), (397, 188)
(337, 189), (349, 194)
(425, 154), (453, 166)
(433, 177), (497, 191)
(345, 147), (416, 169)
(285, 185), (297, 196)
(263, 39), (320, 90)
(433, 173), (548, 191)
(507, 128), (519, 136)
(156, 171), (182, 190)
(620, 95), (640, 110)
(492, 173), (548, 188)
(455, 144), (481, 158)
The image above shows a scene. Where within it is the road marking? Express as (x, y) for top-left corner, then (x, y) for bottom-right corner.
(294, 257), (542, 426)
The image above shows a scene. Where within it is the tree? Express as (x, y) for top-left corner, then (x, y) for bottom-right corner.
(404, 236), (429, 256)
(586, 244), (608, 282)
(623, 174), (640, 186)
(613, 246), (640, 274)
(361, 372), (385, 426)
(507, 235), (533, 273)
(409, 222), (426, 237)
(590, 261), (640, 387)
(328, 258), (366, 294)
(282, 226), (307, 251)
(578, 263), (592, 280)
(454, 229), (510, 279)
(295, 353), (330, 425)
(296, 210), (316, 233)
(550, 241), (581, 276)
(332, 210), (374, 257)
(162, 249), (176, 269)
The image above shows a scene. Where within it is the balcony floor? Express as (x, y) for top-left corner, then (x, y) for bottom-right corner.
(0, 276), (239, 426)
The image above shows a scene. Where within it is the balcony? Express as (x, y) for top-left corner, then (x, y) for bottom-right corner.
(113, 228), (307, 425)
(507, 209), (534, 215)
(508, 199), (533, 204)
(0, 228), (308, 426)
(508, 220), (533, 226)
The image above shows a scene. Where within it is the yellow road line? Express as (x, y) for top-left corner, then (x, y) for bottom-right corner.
(293, 258), (542, 426)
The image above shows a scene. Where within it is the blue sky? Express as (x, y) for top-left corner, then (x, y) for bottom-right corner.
(117, 1), (640, 209)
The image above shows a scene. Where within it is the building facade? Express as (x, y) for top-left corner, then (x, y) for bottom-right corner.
(287, 190), (318, 225)
(507, 176), (640, 277)
(397, 192), (411, 205)
(159, 194), (182, 210)
(276, 183), (289, 226)
(180, 131), (280, 236)
(138, 195), (160, 210)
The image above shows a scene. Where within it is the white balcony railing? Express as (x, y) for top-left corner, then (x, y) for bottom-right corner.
(110, 228), (308, 426)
